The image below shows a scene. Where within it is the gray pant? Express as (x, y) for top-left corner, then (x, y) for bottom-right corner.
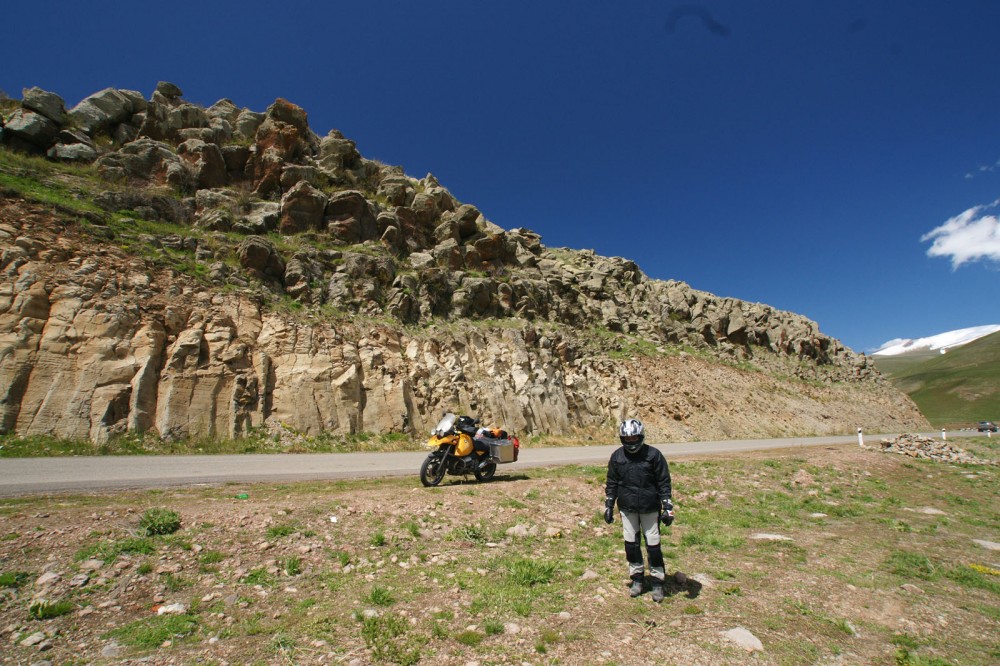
(620, 510), (665, 582)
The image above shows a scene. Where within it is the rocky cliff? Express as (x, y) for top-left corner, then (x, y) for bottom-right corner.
(0, 83), (927, 444)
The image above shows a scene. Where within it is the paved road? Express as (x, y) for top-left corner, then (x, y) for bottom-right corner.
(0, 431), (980, 497)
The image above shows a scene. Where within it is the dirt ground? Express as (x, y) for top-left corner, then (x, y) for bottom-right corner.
(1, 442), (997, 665)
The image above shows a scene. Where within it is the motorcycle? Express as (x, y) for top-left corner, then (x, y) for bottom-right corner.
(419, 412), (519, 487)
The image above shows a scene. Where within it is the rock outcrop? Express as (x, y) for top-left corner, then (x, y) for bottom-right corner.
(0, 83), (929, 443)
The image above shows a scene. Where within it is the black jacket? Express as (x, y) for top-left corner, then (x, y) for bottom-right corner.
(605, 443), (672, 513)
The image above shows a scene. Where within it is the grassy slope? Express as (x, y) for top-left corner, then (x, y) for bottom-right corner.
(874, 331), (1000, 426)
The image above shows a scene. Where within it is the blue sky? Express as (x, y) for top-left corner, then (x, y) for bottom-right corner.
(3, 1), (998, 353)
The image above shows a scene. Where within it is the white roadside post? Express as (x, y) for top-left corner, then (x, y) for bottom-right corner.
(857, 427), (864, 447)
(941, 428), (946, 441)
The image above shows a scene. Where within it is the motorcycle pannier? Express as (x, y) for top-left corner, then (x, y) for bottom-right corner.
(489, 439), (517, 463)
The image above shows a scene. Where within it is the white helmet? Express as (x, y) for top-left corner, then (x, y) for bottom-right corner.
(619, 418), (645, 452)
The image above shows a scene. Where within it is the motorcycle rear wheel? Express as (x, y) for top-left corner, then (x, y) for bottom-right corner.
(420, 454), (447, 487)
(474, 461), (497, 482)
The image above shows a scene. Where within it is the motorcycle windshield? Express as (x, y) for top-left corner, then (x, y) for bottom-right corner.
(433, 413), (457, 436)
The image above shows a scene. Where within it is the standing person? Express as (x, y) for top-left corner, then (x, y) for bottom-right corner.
(603, 418), (674, 602)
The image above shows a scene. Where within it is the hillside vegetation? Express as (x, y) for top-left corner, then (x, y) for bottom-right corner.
(873, 331), (1000, 427)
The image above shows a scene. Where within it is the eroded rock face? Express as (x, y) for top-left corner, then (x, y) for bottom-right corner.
(0, 200), (928, 443)
(0, 82), (931, 443)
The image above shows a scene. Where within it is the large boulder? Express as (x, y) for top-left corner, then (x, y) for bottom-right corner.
(237, 236), (285, 282)
(95, 138), (194, 191)
(22, 87), (68, 125)
(249, 99), (314, 198)
(325, 190), (377, 243)
(279, 181), (328, 234)
(319, 130), (361, 171)
(233, 109), (265, 143)
(69, 88), (136, 134)
(1, 109), (59, 149)
(93, 188), (192, 224)
(177, 139), (227, 189)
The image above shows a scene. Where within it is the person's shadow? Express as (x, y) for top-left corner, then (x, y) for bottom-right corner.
(663, 571), (702, 598)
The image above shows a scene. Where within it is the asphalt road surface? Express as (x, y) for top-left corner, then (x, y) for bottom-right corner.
(0, 431), (978, 497)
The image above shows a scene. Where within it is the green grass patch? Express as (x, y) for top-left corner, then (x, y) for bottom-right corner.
(75, 536), (156, 563)
(0, 571), (29, 588)
(28, 599), (75, 620)
(358, 611), (422, 665)
(265, 522), (301, 540)
(104, 613), (199, 649)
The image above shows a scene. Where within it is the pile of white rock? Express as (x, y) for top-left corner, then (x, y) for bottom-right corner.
(876, 433), (995, 465)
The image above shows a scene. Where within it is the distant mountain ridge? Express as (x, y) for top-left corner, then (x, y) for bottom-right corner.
(872, 330), (1000, 427)
(873, 325), (1000, 357)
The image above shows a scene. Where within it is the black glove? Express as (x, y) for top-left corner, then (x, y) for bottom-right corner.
(603, 497), (615, 524)
(660, 498), (675, 526)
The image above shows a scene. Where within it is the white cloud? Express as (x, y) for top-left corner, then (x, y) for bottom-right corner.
(921, 200), (1000, 268)
(965, 158), (1000, 179)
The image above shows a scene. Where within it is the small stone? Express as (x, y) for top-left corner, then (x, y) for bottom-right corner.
(69, 574), (89, 588)
(721, 627), (763, 652)
(973, 539), (1000, 551)
(157, 603), (188, 615)
(504, 622), (521, 635)
(750, 533), (792, 541)
(20, 632), (46, 647)
(79, 559), (105, 571)
(506, 524), (530, 538)
(579, 570), (600, 580)
(900, 583), (925, 594)
(34, 572), (60, 588)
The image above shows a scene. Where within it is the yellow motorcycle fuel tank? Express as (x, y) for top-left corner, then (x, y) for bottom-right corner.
(425, 433), (474, 456)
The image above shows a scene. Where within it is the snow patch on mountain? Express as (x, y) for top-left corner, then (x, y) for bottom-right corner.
(872, 324), (1000, 356)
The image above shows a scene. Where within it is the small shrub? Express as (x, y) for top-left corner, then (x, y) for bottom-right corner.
(370, 531), (387, 547)
(139, 508), (181, 536)
(367, 585), (395, 606)
(273, 633), (295, 654)
(28, 599), (74, 620)
(484, 619), (504, 636)
(455, 630), (483, 646)
(282, 556), (302, 576)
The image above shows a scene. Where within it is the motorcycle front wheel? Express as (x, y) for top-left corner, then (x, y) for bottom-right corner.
(474, 461), (497, 482)
(420, 454), (447, 487)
